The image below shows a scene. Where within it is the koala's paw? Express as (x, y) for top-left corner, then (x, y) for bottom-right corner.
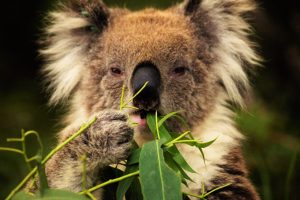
(82, 110), (134, 165)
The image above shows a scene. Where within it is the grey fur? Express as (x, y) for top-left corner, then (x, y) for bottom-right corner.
(46, 110), (133, 192)
(39, 0), (261, 199)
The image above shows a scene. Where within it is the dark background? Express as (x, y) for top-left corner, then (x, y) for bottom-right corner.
(0, 0), (299, 199)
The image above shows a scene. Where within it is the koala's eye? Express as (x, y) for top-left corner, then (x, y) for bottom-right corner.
(110, 67), (123, 76)
(172, 67), (189, 76)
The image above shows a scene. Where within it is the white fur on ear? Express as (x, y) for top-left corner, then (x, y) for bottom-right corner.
(41, 11), (90, 105)
(41, 0), (110, 105)
(184, 0), (261, 106)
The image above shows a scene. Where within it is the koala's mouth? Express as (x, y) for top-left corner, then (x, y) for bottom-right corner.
(130, 109), (148, 127)
(130, 109), (156, 128)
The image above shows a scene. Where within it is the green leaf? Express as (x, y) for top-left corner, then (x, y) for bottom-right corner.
(183, 193), (192, 200)
(147, 113), (172, 143)
(199, 148), (206, 165)
(147, 113), (196, 174)
(116, 165), (139, 200)
(127, 148), (141, 165)
(12, 189), (90, 200)
(157, 111), (182, 128)
(36, 152), (48, 195)
(146, 113), (159, 139)
(175, 138), (216, 149)
(160, 126), (197, 173)
(12, 191), (34, 200)
(176, 138), (217, 163)
(139, 140), (182, 200)
(167, 147), (196, 174)
(195, 139), (217, 149)
(164, 152), (193, 186)
(125, 177), (143, 200)
(158, 123), (175, 143)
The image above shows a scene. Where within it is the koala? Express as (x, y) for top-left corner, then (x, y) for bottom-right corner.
(41, 0), (261, 199)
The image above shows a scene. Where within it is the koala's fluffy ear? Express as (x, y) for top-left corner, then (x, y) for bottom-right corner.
(41, 0), (110, 105)
(181, 0), (260, 106)
(67, 0), (110, 32)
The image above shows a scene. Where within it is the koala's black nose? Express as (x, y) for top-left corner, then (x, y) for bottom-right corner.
(131, 62), (161, 110)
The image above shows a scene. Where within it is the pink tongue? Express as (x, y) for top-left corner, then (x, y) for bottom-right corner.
(131, 115), (147, 126)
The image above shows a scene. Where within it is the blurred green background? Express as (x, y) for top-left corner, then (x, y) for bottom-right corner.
(0, 0), (299, 199)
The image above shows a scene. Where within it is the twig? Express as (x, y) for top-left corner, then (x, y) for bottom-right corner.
(5, 117), (97, 200)
(164, 131), (191, 147)
(119, 82), (148, 110)
(79, 171), (139, 194)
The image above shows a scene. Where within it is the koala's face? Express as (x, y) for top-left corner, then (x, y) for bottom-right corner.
(80, 9), (219, 129)
(44, 0), (257, 136)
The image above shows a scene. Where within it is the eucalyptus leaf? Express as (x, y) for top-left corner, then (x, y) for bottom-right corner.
(139, 140), (182, 200)
(127, 148), (141, 165)
(146, 114), (174, 143)
(157, 111), (182, 128)
(183, 193), (192, 200)
(199, 148), (206, 165)
(164, 151), (192, 186)
(36, 151), (48, 196)
(158, 122), (175, 143)
(163, 151), (181, 175)
(116, 165), (139, 200)
(147, 113), (196, 173)
(12, 191), (33, 200)
(175, 138), (216, 149)
(174, 138), (217, 164)
(125, 177), (143, 200)
(167, 147), (196, 174)
(146, 113), (158, 139)
(12, 189), (90, 200)
(167, 153), (194, 183)
(195, 138), (217, 149)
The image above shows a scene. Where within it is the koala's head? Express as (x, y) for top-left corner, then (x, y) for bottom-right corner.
(42, 0), (259, 129)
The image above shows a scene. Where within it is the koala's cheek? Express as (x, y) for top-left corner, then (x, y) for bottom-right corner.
(159, 94), (174, 113)
(101, 75), (124, 90)
(168, 82), (194, 99)
(159, 87), (192, 114)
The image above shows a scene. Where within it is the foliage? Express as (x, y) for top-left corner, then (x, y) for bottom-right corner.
(236, 103), (300, 200)
(0, 83), (230, 200)
(0, 119), (97, 200)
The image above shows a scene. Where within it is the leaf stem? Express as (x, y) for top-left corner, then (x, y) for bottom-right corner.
(201, 181), (206, 196)
(42, 117), (96, 165)
(119, 82), (148, 110)
(165, 131), (191, 147)
(119, 85), (125, 111)
(155, 111), (160, 139)
(171, 139), (201, 144)
(86, 192), (97, 200)
(123, 106), (139, 110)
(5, 117), (97, 200)
(182, 191), (203, 199)
(123, 82), (148, 107)
(80, 170), (139, 194)
(5, 167), (37, 200)
(157, 111), (183, 128)
(183, 183), (232, 199)
(6, 138), (23, 142)
(201, 183), (232, 198)
(24, 130), (44, 157)
(0, 147), (24, 155)
(81, 154), (87, 191)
